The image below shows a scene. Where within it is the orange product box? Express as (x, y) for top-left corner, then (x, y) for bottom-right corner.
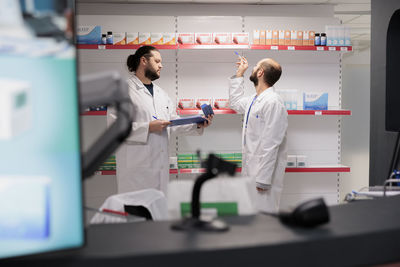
(290, 30), (297, 45)
(126, 32), (139, 45)
(303, 31), (310, 46)
(195, 33), (213, 44)
(232, 33), (249, 44)
(151, 33), (163, 45)
(163, 33), (176, 45)
(278, 30), (285, 45)
(272, 30), (279, 45)
(309, 31), (315, 46)
(253, 30), (260, 45)
(139, 32), (151, 45)
(259, 30), (266, 45)
(284, 30), (291, 45)
(177, 33), (195, 44)
(297, 31), (303, 46)
(266, 30), (272, 45)
(213, 33), (232, 44)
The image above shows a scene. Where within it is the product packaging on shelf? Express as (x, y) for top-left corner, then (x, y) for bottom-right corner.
(151, 33), (163, 45)
(76, 25), (102, 44)
(232, 33), (249, 44)
(277, 89), (298, 110)
(178, 98), (196, 109)
(286, 155), (297, 167)
(259, 30), (266, 45)
(213, 33), (232, 44)
(195, 98), (212, 109)
(278, 30), (285, 45)
(303, 31), (310, 46)
(284, 30), (291, 45)
(309, 31), (315, 46)
(303, 92), (328, 110)
(163, 33), (176, 45)
(169, 157), (178, 169)
(290, 30), (297, 45)
(177, 33), (195, 44)
(113, 32), (126, 45)
(195, 33), (213, 44)
(296, 155), (308, 167)
(126, 32), (139, 44)
(296, 31), (303, 45)
(266, 30), (272, 45)
(213, 98), (230, 109)
(139, 32), (151, 45)
(272, 30), (279, 45)
(253, 30), (260, 44)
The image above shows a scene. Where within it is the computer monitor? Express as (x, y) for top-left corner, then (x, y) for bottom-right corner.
(0, 0), (83, 259)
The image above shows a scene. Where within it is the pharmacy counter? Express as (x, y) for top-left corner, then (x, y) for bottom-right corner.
(6, 195), (400, 266)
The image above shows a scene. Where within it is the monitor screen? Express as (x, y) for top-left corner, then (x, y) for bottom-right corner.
(0, 0), (83, 259)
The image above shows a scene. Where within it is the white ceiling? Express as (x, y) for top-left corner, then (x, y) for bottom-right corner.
(77, 0), (371, 49)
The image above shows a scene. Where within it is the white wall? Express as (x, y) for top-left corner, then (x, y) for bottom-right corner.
(340, 48), (370, 202)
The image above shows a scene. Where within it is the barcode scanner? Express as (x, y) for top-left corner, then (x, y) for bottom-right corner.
(278, 198), (330, 227)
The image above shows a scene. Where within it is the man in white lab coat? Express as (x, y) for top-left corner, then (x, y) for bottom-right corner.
(108, 46), (212, 197)
(229, 56), (288, 213)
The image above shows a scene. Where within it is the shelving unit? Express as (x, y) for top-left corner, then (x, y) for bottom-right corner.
(96, 166), (350, 176)
(78, 11), (352, 209)
(77, 44), (352, 52)
(82, 109), (352, 116)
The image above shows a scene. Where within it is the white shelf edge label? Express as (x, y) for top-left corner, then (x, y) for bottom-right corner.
(192, 169), (200, 173)
(317, 46), (324, 51)
(98, 45), (106, 50)
(340, 47), (348, 51)
(328, 47), (336, 51)
(315, 111), (322, 116)
(271, 46), (278, 50)
(288, 46), (295, 51)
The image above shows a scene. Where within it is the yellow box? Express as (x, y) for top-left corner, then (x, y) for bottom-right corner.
(126, 32), (138, 45)
(139, 32), (151, 45)
(151, 33), (163, 45)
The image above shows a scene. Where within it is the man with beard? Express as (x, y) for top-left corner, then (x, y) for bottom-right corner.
(229, 56), (288, 213)
(108, 46), (212, 197)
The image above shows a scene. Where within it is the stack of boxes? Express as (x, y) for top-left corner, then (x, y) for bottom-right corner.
(98, 155), (116, 171)
(173, 153), (242, 169)
(253, 29), (315, 46)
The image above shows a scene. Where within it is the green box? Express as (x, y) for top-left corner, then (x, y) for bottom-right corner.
(180, 202), (238, 217)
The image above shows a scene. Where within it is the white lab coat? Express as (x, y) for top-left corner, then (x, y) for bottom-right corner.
(229, 77), (288, 213)
(108, 75), (203, 196)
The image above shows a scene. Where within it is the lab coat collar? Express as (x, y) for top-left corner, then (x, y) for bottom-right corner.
(130, 75), (154, 97)
(255, 86), (275, 103)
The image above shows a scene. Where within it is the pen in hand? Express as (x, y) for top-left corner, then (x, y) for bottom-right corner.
(152, 116), (158, 120)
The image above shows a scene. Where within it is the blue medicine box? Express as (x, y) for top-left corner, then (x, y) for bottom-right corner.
(76, 26), (102, 44)
(303, 92), (328, 110)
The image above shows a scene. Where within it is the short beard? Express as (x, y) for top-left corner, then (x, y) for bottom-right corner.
(249, 71), (258, 86)
(145, 67), (160, 81)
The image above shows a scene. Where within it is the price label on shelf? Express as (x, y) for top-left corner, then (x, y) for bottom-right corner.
(287, 46), (295, 51)
(192, 169), (200, 173)
(315, 111), (322, 116)
(98, 45), (106, 50)
(316, 46), (324, 51)
(328, 47), (336, 51)
(271, 46), (278, 50)
(199, 111), (203, 115)
(340, 47), (348, 51)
